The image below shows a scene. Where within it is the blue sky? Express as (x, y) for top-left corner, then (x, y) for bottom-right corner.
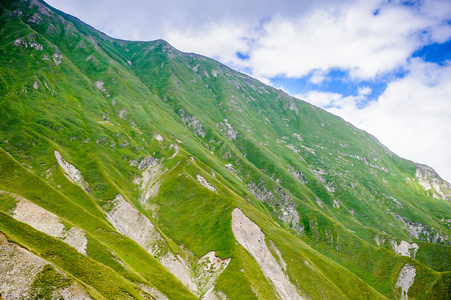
(267, 38), (450, 110)
(413, 39), (451, 64)
(46, 0), (451, 183)
(269, 70), (391, 107)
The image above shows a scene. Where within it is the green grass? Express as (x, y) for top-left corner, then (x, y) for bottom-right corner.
(0, 0), (450, 298)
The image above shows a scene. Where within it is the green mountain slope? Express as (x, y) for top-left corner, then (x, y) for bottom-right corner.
(0, 0), (450, 299)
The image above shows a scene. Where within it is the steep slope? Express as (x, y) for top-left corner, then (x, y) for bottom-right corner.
(0, 0), (450, 299)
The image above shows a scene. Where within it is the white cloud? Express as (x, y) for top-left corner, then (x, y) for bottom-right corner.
(249, 0), (451, 80)
(299, 91), (353, 108)
(301, 59), (451, 183)
(299, 85), (371, 109)
(165, 23), (252, 65)
(309, 69), (329, 85)
(358, 86), (372, 96)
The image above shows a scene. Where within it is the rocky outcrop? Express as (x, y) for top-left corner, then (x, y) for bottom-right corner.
(231, 208), (304, 300)
(107, 194), (196, 292)
(133, 157), (165, 204)
(337, 151), (388, 173)
(195, 251), (230, 297)
(13, 34), (43, 50)
(54, 150), (90, 192)
(0, 233), (47, 298)
(393, 214), (449, 244)
(390, 240), (419, 259)
(291, 170), (308, 184)
(12, 194), (88, 255)
(107, 194), (229, 297)
(179, 109), (206, 138)
(374, 233), (385, 246)
(94, 80), (110, 97)
(415, 164), (451, 201)
(169, 144), (180, 158)
(139, 285), (169, 300)
(395, 263), (416, 300)
(245, 182), (303, 234)
(0, 233), (90, 299)
(196, 174), (217, 193)
(216, 120), (240, 141)
(52, 52), (64, 65)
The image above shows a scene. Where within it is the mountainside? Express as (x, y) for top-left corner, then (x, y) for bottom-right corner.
(0, 0), (450, 299)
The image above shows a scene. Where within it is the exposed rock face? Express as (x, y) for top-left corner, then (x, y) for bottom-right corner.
(27, 34), (43, 50)
(288, 102), (299, 114)
(86, 54), (96, 62)
(231, 208), (304, 300)
(118, 107), (128, 118)
(12, 195), (88, 255)
(390, 240), (419, 259)
(107, 194), (229, 297)
(202, 289), (228, 300)
(13, 195), (64, 237)
(246, 181), (276, 203)
(416, 164), (451, 201)
(154, 133), (164, 142)
(46, 24), (59, 35)
(63, 227), (89, 255)
(316, 198), (325, 208)
(0, 233), (47, 298)
(108, 194), (196, 292)
(52, 52), (64, 65)
(54, 150), (90, 192)
(180, 109), (206, 138)
(139, 284), (169, 300)
(393, 213), (449, 244)
(133, 157), (164, 204)
(13, 34), (43, 50)
(0, 233), (90, 299)
(195, 251), (230, 297)
(196, 174), (217, 193)
(13, 38), (27, 47)
(291, 170), (308, 184)
(138, 155), (157, 170)
(59, 283), (91, 300)
(28, 12), (43, 24)
(216, 120), (240, 141)
(269, 240), (287, 272)
(245, 182), (303, 234)
(374, 233), (385, 246)
(94, 80), (110, 97)
(395, 263), (416, 300)
(279, 203), (304, 235)
(225, 164), (240, 180)
(337, 151), (388, 173)
(169, 144), (180, 158)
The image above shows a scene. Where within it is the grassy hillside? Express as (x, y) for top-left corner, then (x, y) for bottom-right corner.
(0, 0), (450, 299)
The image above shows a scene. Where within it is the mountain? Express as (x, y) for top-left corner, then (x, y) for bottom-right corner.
(0, 0), (450, 299)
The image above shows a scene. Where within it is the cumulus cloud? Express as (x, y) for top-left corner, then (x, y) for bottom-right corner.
(357, 86), (372, 96)
(300, 91), (352, 108)
(301, 59), (451, 182)
(249, 0), (451, 80)
(309, 69), (329, 85)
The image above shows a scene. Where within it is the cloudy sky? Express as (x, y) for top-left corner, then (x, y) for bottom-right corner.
(46, 0), (451, 183)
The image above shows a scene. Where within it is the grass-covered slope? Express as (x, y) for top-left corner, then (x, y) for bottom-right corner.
(0, 0), (450, 299)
